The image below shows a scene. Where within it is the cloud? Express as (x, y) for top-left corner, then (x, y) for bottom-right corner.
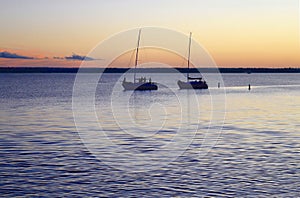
(0, 51), (34, 59)
(53, 56), (64, 60)
(64, 53), (96, 61)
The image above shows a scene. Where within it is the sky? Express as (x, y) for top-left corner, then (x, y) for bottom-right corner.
(0, 0), (299, 68)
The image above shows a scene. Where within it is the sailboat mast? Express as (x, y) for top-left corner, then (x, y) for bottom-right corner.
(134, 29), (142, 83)
(187, 32), (192, 81)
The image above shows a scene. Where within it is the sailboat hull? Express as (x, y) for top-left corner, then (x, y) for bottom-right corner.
(177, 80), (208, 89)
(122, 81), (158, 91)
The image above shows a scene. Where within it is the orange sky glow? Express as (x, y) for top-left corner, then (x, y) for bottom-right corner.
(0, 0), (299, 68)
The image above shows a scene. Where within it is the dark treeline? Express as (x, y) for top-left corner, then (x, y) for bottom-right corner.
(0, 67), (299, 73)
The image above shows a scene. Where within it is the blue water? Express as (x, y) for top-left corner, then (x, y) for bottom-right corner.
(0, 73), (299, 197)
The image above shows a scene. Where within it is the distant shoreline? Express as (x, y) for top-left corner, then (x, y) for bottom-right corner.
(0, 67), (299, 73)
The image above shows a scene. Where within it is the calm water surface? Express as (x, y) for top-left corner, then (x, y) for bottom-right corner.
(0, 73), (299, 197)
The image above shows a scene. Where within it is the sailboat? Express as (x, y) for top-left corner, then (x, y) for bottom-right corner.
(177, 32), (208, 90)
(122, 29), (158, 91)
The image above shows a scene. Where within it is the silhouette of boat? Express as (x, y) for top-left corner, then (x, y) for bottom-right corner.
(122, 29), (158, 91)
(122, 77), (157, 91)
(177, 32), (208, 90)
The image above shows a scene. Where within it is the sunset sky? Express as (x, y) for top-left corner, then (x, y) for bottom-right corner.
(0, 0), (299, 68)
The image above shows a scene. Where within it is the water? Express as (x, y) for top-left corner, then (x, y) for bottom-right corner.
(0, 73), (299, 197)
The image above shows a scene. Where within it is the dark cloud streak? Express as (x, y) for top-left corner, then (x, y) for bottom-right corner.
(0, 51), (34, 59)
(64, 53), (96, 61)
(53, 56), (64, 60)
(0, 51), (99, 62)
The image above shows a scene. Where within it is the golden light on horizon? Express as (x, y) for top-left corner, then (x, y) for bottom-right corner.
(0, 0), (299, 68)
(109, 48), (189, 68)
